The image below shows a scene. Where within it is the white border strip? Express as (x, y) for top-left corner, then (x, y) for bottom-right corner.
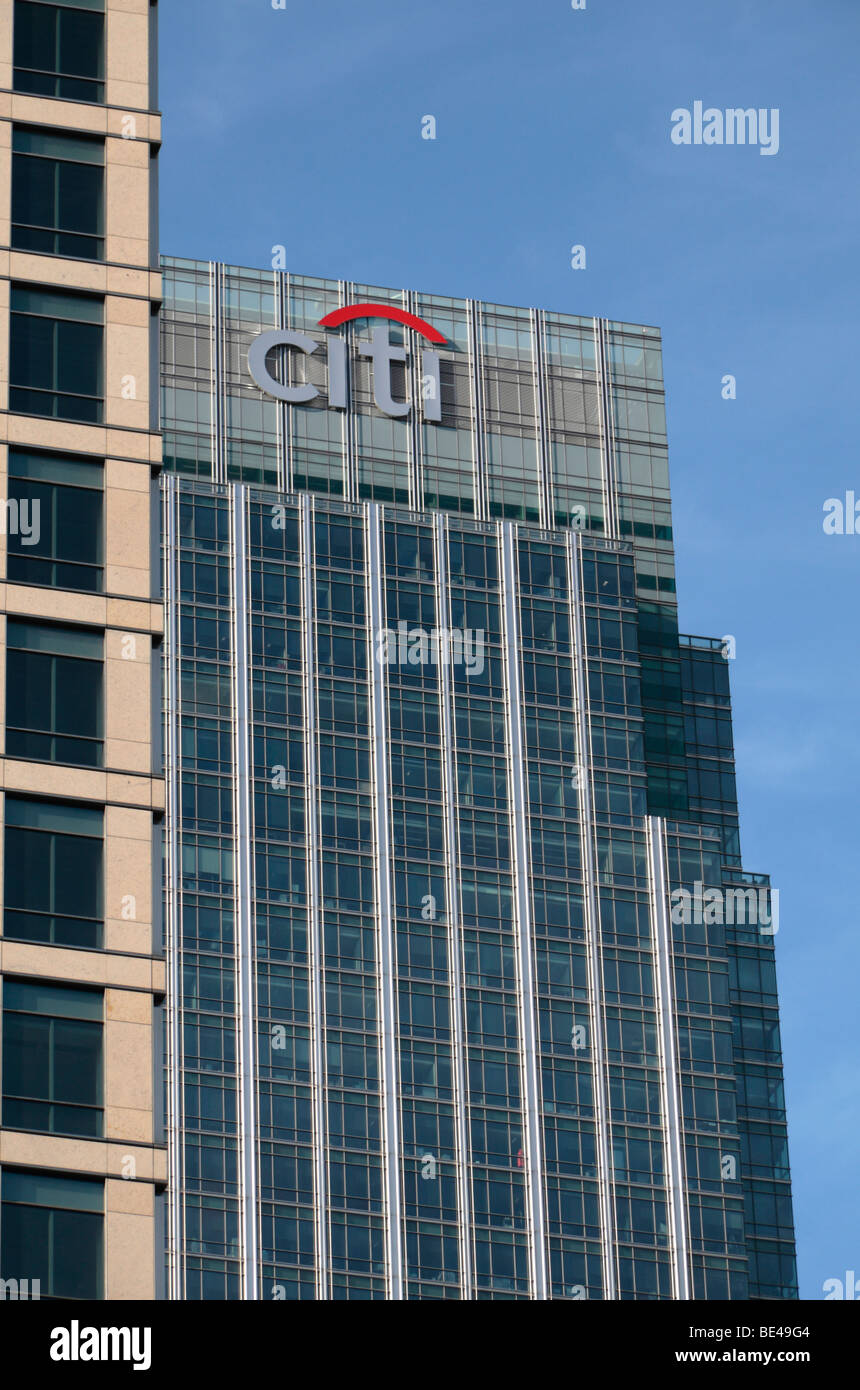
(300, 493), (329, 1297)
(646, 815), (692, 1301)
(366, 502), (404, 1298)
(500, 521), (548, 1300)
(567, 529), (618, 1299)
(434, 512), (474, 1297)
(162, 473), (185, 1300)
(231, 483), (260, 1300)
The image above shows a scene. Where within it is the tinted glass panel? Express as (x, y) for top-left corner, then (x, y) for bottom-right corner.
(12, 129), (104, 260)
(9, 290), (103, 423)
(6, 457), (103, 592)
(4, 807), (103, 948)
(13, 2), (105, 104)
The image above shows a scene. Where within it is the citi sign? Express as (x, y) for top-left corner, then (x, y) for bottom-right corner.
(248, 303), (445, 421)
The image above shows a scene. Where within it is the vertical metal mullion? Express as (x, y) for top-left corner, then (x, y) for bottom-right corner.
(567, 529), (618, 1299)
(467, 300), (489, 522)
(406, 288), (423, 510)
(594, 318), (619, 541)
(499, 521), (548, 1300)
(211, 262), (227, 485)
(301, 493), (329, 1298)
(646, 815), (692, 1300)
(341, 280), (357, 503)
(231, 482), (259, 1300)
(434, 512), (474, 1298)
(531, 308), (554, 530)
(162, 473), (186, 1300)
(365, 502), (404, 1299)
(276, 271), (291, 493)
(209, 261), (219, 482)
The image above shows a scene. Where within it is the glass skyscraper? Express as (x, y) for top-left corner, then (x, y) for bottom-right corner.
(155, 257), (797, 1300)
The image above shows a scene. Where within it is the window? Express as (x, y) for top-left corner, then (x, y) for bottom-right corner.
(12, 126), (104, 261)
(0, 1169), (103, 1300)
(13, 0), (105, 104)
(6, 620), (103, 767)
(2, 979), (103, 1137)
(3, 796), (103, 948)
(6, 448), (103, 593)
(9, 285), (103, 423)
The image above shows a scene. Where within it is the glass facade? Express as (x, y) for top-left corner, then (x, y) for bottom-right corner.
(159, 258), (797, 1300)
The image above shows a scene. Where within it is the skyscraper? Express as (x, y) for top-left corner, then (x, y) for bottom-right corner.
(156, 260), (797, 1300)
(0, 5), (797, 1304)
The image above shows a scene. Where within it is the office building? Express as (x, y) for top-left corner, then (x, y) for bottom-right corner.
(0, 0), (163, 1301)
(154, 260), (797, 1299)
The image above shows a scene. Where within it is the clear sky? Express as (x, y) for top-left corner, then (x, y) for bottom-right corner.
(158, 0), (860, 1300)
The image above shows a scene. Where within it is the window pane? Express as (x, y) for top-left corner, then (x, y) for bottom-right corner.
(11, 152), (54, 233)
(52, 1208), (103, 1297)
(6, 450), (104, 593)
(0, 1199), (50, 1288)
(9, 291), (103, 422)
(10, 310), (53, 389)
(1, 1177), (104, 1299)
(58, 320), (102, 396)
(4, 796), (103, 835)
(6, 628), (103, 766)
(11, 286), (103, 322)
(54, 1018), (102, 1106)
(3, 1012), (49, 1101)
(11, 142), (104, 260)
(4, 978), (102, 1019)
(13, 127), (103, 163)
(14, 2), (105, 105)
(4, 818), (103, 949)
(2, 1169), (103, 1210)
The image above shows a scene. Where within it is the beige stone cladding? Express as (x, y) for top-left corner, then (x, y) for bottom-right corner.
(0, 0), (163, 1300)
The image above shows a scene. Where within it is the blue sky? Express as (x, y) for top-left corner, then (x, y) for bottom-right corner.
(159, 0), (860, 1299)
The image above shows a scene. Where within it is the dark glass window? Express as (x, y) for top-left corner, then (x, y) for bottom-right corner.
(0, 1169), (103, 1300)
(6, 448), (103, 593)
(3, 797), (103, 948)
(9, 285), (103, 423)
(6, 620), (103, 767)
(13, 0), (105, 104)
(12, 126), (104, 260)
(2, 979), (103, 1137)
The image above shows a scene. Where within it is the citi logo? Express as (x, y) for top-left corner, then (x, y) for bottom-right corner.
(248, 303), (445, 421)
